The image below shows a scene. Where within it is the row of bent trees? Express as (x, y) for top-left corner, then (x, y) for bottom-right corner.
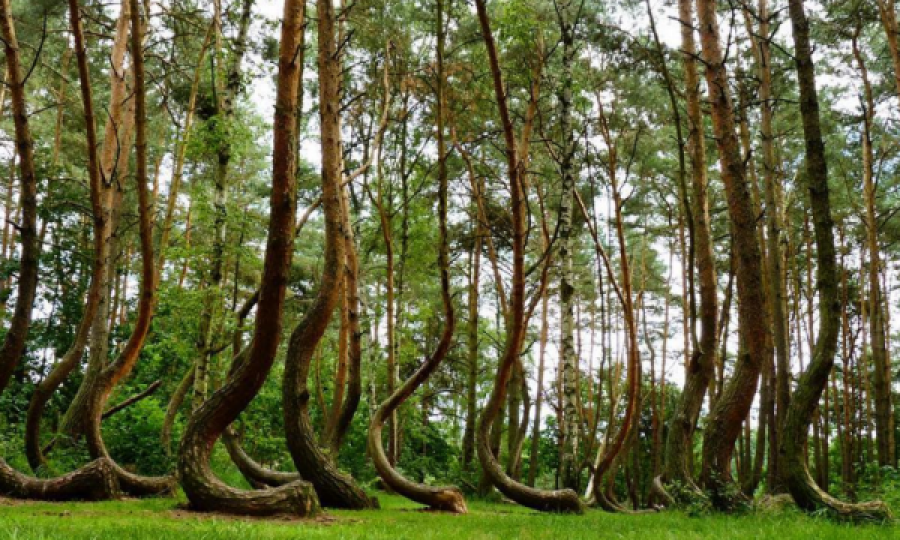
(0, 0), (893, 524)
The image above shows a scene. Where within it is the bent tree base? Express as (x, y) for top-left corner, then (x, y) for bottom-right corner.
(179, 446), (319, 517)
(0, 457), (121, 501)
(223, 428), (301, 489)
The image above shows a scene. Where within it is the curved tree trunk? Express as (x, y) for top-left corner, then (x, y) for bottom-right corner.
(58, 0), (134, 442)
(659, 0), (717, 500)
(473, 0), (584, 514)
(221, 293), (300, 490)
(0, 0), (120, 503)
(695, 0), (768, 508)
(73, 0), (174, 497)
(222, 428), (301, 489)
(282, 2), (377, 509)
(584, 106), (641, 513)
(367, 1), (465, 512)
(177, 0), (319, 517)
(0, 458), (121, 501)
(779, 0), (891, 521)
(24, 0), (110, 473)
(280, 0), (375, 511)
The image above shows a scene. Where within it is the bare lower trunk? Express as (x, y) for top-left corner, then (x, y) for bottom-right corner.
(659, 0), (717, 499)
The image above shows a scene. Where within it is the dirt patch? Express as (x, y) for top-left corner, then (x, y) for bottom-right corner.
(168, 507), (349, 525)
(0, 497), (32, 507)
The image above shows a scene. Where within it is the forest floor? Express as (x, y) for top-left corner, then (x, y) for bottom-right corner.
(0, 492), (897, 539)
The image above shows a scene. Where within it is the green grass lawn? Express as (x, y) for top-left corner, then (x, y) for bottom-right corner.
(0, 493), (896, 539)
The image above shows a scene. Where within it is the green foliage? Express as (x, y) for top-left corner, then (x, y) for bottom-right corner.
(104, 398), (172, 475)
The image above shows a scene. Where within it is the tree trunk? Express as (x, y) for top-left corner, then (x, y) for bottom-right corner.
(59, 0), (134, 442)
(473, 0), (583, 514)
(851, 32), (894, 469)
(368, 6), (464, 508)
(325, 183), (363, 455)
(778, 0), (891, 521)
(659, 0), (718, 500)
(177, 0), (320, 516)
(585, 107), (642, 513)
(695, 0), (768, 507)
(876, 0), (900, 99)
(462, 195), (482, 470)
(555, 0), (581, 493)
(24, 0), (111, 472)
(0, 0), (120, 503)
(73, 0), (174, 496)
(280, 0), (374, 511)
(745, 0), (790, 492)
(528, 288), (549, 486)
(222, 427), (301, 489)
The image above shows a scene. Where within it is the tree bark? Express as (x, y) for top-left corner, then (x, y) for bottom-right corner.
(473, 0), (584, 514)
(0, 0), (120, 503)
(177, 0), (320, 516)
(281, 0), (374, 511)
(583, 108), (641, 513)
(555, 0), (581, 493)
(659, 0), (718, 499)
(695, 0), (768, 507)
(463, 187), (482, 470)
(59, 0), (134, 442)
(851, 31), (894, 469)
(779, 0), (891, 521)
(24, 0), (111, 472)
(745, 0), (790, 492)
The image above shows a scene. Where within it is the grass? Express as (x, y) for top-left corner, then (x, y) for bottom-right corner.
(0, 493), (897, 539)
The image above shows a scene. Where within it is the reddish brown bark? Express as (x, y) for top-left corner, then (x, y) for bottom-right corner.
(280, 0), (374, 511)
(177, 0), (320, 516)
(695, 0), (768, 506)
